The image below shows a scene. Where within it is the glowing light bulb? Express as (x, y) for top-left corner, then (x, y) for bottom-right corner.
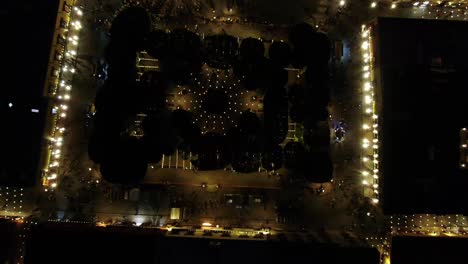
(364, 95), (372, 104)
(364, 82), (372, 91)
(361, 41), (369, 50)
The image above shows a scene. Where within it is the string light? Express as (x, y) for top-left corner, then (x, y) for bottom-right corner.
(42, 3), (83, 190)
(360, 25), (380, 205)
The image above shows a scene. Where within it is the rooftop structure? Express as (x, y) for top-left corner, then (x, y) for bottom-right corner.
(375, 17), (468, 214)
(391, 235), (468, 264)
(0, 0), (61, 187)
(25, 221), (380, 264)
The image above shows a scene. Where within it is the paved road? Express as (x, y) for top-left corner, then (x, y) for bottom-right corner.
(145, 167), (281, 189)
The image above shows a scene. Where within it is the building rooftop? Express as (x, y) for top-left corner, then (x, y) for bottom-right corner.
(25, 222), (379, 264)
(376, 17), (468, 214)
(0, 219), (18, 263)
(0, 0), (59, 187)
(391, 235), (468, 264)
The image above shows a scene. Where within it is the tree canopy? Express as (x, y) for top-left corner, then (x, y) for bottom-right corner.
(303, 152), (333, 183)
(289, 23), (331, 67)
(145, 30), (169, 59)
(194, 132), (227, 170)
(110, 6), (151, 52)
(99, 136), (148, 184)
(262, 144), (284, 171)
(203, 34), (238, 69)
(269, 41), (291, 67)
(239, 111), (261, 135)
(202, 89), (229, 114)
(263, 85), (288, 146)
(91, 13), (336, 183)
(240, 37), (265, 62)
(158, 29), (203, 84)
(284, 141), (306, 170)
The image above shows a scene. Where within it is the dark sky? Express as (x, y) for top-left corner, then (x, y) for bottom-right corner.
(0, 0), (59, 186)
